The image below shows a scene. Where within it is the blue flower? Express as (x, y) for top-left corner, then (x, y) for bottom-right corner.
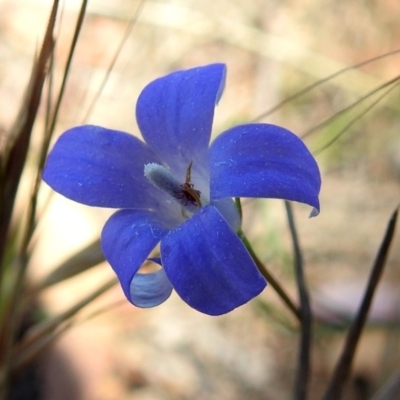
(43, 64), (321, 315)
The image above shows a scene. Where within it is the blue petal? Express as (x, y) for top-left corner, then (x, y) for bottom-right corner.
(212, 197), (241, 233)
(101, 209), (171, 307)
(43, 125), (163, 209)
(160, 205), (266, 315)
(130, 269), (173, 308)
(209, 123), (321, 213)
(136, 64), (226, 177)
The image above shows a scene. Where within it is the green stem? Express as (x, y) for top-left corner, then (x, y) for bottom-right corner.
(238, 230), (301, 322)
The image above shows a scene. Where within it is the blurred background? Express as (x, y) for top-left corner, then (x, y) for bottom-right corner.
(1, 0), (400, 399)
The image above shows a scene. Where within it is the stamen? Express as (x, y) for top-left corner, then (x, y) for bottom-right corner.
(144, 163), (201, 212)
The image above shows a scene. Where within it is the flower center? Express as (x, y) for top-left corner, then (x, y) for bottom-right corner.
(173, 161), (202, 208)
(144, 162), (203, 214)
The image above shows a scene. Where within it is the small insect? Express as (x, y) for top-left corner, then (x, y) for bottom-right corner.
(174, 161), (202, 207)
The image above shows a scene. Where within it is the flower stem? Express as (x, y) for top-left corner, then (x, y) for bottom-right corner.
(285, 201), (312, 400)
(238, 230), (301, 322)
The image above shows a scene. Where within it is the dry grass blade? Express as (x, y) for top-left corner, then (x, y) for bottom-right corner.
(0, 2), (57, 269)
(252, 49), (400, 122)
(0, 3), (59, 398)
(313, 79), (400, 156)
(13, 296), (124, 376)
(10, 320), (74, 377)
(12, 297), (125, 375)
(285, 202), (312, 400)
(4, 0), (91, 359)
(36, 239), (104, 291)
(302, 74), (400, 139)
(82, 0), (147, 123)
(134, 3), (395, 102)
(323, 207), (399, 400)
(12, 278), (117, 374)
(22, 0), (89, 258)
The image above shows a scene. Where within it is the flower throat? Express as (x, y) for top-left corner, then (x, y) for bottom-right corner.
(144, 161), (202, 211)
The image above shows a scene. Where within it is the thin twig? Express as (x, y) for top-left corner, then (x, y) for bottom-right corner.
(285, 202), (312, 400)
(323, 207), (398, 400)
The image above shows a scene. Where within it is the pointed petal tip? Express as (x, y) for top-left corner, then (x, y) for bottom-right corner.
(309, 206), (320, 218)
(213, 63), (226, 105)
(210, 123), (322, 210)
